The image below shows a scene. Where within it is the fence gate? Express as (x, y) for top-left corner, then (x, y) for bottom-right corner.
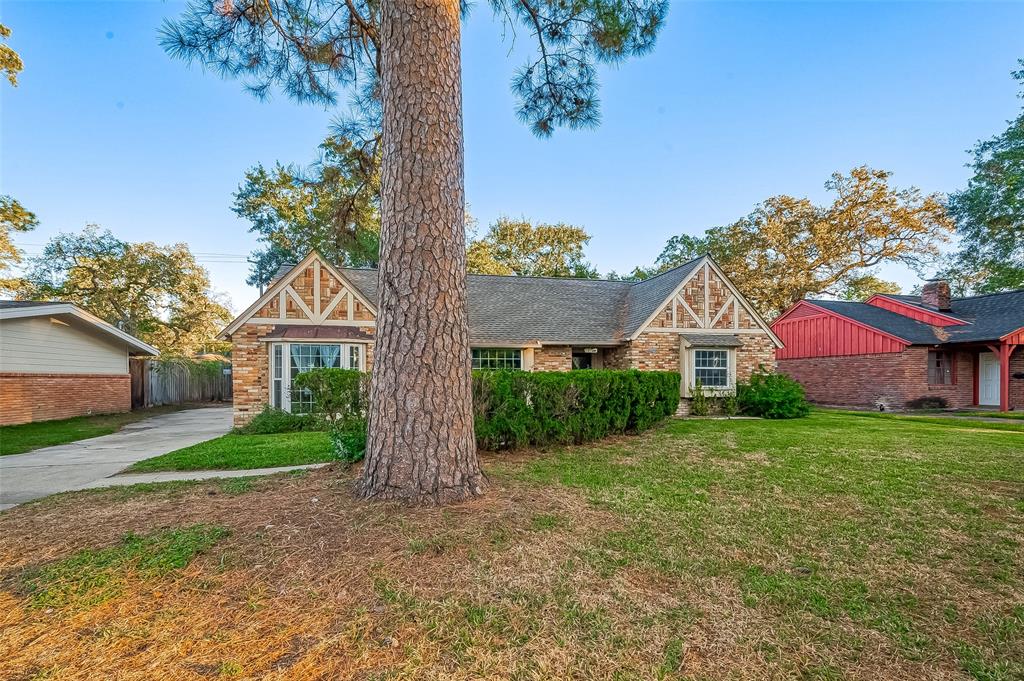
(129, 359), (232, 409)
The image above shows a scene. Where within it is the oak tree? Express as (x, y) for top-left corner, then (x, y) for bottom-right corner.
(235, 133), (381, 290)
(946, 61), (1024, 293)
(20, 226), (232, 356)
(1, 23), (23, 87)
(0, 196), (38, 293)
(163, 0), (666, 503)
(466, 218), (598, 277)
(647, 167), (952, 317)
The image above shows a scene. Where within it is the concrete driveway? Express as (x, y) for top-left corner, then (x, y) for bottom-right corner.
(0, 407), (232, 511)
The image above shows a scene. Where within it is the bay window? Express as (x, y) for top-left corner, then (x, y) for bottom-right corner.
(269, 342), (364, 412)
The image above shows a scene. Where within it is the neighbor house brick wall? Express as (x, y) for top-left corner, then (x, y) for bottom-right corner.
(0, 373), (129, 426)
(533, 345), (572, 371)
(778, 347), (975, 410)
(230, 324), (273, 427)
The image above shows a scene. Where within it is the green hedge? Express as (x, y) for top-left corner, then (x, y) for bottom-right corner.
(472, 370), (680, 451)
(286, 368), (680, 459)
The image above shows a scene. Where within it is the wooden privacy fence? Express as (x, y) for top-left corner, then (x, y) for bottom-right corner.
(130, 358), (232, 409)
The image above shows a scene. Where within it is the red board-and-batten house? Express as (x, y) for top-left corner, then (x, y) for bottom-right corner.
(218, 251), (782, 427)
(772, 281), (1024, 412)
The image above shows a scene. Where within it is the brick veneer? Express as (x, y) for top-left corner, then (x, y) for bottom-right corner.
(231, 324), (274, 427)
(0, 373), (130, 426)
(777, 347), (981, 410)
(533, 345), (572, 371)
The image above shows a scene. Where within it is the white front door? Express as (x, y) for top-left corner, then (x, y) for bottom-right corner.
(979, 352), (1000, 406)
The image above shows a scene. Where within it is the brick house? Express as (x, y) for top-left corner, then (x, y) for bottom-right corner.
(219, 252), (781, 426)
(0, 301), (159, 425)
(772, 281), (1024, 412)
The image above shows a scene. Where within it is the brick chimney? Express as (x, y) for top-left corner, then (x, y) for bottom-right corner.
(921, 279), (951, 311)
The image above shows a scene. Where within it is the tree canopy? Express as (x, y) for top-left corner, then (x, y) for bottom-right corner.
(19, 226), (232, 355)
(236, 133), (381, 289)
(162, 0), (666, 136)
(0, 23), (23, 87)
(466, 218), (598, 278)
(945, 61), (1024, 293)
(0, 196), (38, 294)
(645, 167), (951, 316)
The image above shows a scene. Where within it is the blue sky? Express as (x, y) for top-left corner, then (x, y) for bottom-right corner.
(2, 1), (1022, 312)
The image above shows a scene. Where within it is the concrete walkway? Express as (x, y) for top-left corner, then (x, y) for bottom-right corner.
(0, 407), (232, 511)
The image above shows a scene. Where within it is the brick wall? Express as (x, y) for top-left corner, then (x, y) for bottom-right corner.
(230, 324), (273, 427)
(533, 345), (572, 371)
(1013, 351), (1024, 410)
(736, 333), (777, 381)
(0, 373), (130, 426)
(778, 347), (976, 410)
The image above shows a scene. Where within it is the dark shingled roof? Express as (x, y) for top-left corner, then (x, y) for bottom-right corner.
(681, 332), (744, 347)
(336, 258), (705, 345)
(0, 300), (68, 309)
(808, 289), (1024, 345)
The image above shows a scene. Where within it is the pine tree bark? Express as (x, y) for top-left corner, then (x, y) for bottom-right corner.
(360, 0), (486, 503)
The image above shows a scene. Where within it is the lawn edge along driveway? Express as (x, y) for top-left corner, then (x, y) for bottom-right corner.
(125, 431), (333, 473)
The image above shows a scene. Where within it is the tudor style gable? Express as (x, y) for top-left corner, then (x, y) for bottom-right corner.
(636, 258), (779, 341)
(220, 253), (376, 339)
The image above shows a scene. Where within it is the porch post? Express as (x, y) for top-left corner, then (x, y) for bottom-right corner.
(999, 343), (1011, 412)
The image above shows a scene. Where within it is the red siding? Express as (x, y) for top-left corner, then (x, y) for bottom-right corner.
(1002, 327), (1024, 344)
(865, 295), (967, 326)
(772, 301), (908, 360)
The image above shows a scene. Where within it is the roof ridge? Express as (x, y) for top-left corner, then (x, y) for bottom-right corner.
(950, 288), (1024, 302)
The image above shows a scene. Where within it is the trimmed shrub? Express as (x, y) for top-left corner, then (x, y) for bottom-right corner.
(737, 371), (810, 419)
(292, 368), (368, 427)
(472, 369), (680, 451)
(329, 418), (368, 463)
(235, 406), (315, 434)
(905, 395), (948, 410)
(689, 379), (710, 416)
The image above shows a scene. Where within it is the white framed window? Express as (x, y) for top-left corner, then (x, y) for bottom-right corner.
(693, 349), (729, 388)
(471, 348), (522, 370)
(269, 342), (364, 412)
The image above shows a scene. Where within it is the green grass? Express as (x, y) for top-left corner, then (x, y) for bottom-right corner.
(957, 410), (1024, 420)
(126, 431), (332, 472)
(23, 525), (229, 609)
(507, 412), (1024, 678)
(818, 407), (1024, 433)
(0, 406), (187, 456)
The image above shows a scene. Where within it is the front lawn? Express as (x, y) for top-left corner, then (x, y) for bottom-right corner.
(125, 431), (332, 472)
(0, 406), (186, 456)
(1, 413), (1021, 679)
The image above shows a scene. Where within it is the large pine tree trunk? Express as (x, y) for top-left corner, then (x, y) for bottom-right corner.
(360, 0), (486, 503)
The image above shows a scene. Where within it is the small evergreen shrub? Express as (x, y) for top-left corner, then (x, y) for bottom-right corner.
(235, 406), (315, 434)
(737, 371), (810, 419)
(472, 369), (680, 451)
(329, 418), (368, 463)
(689, 378), (710, 416)
(905, 396), (948, 410)
(720, 392), (739, 417)
(292, 368), (368, 427)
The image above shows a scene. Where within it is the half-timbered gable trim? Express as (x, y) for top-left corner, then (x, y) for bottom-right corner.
(220, 252), (377, 339)
(628, 257), (782, 347)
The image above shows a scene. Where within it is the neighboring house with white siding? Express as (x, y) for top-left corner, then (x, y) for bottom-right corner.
(0, 301), (158, 425)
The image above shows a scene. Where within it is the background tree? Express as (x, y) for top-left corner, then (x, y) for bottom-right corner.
(646, 167), (951, 316)
(945, 61), (1024, 293)
(837, 273), (902, 301)
(0, 196), (38, 293)
(20, 226), (232, 355)
(236, 133), (381, 290)
(164, 0), (666, 503)
(1, 23), (23, 86)
(466, 218), (598, 277)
